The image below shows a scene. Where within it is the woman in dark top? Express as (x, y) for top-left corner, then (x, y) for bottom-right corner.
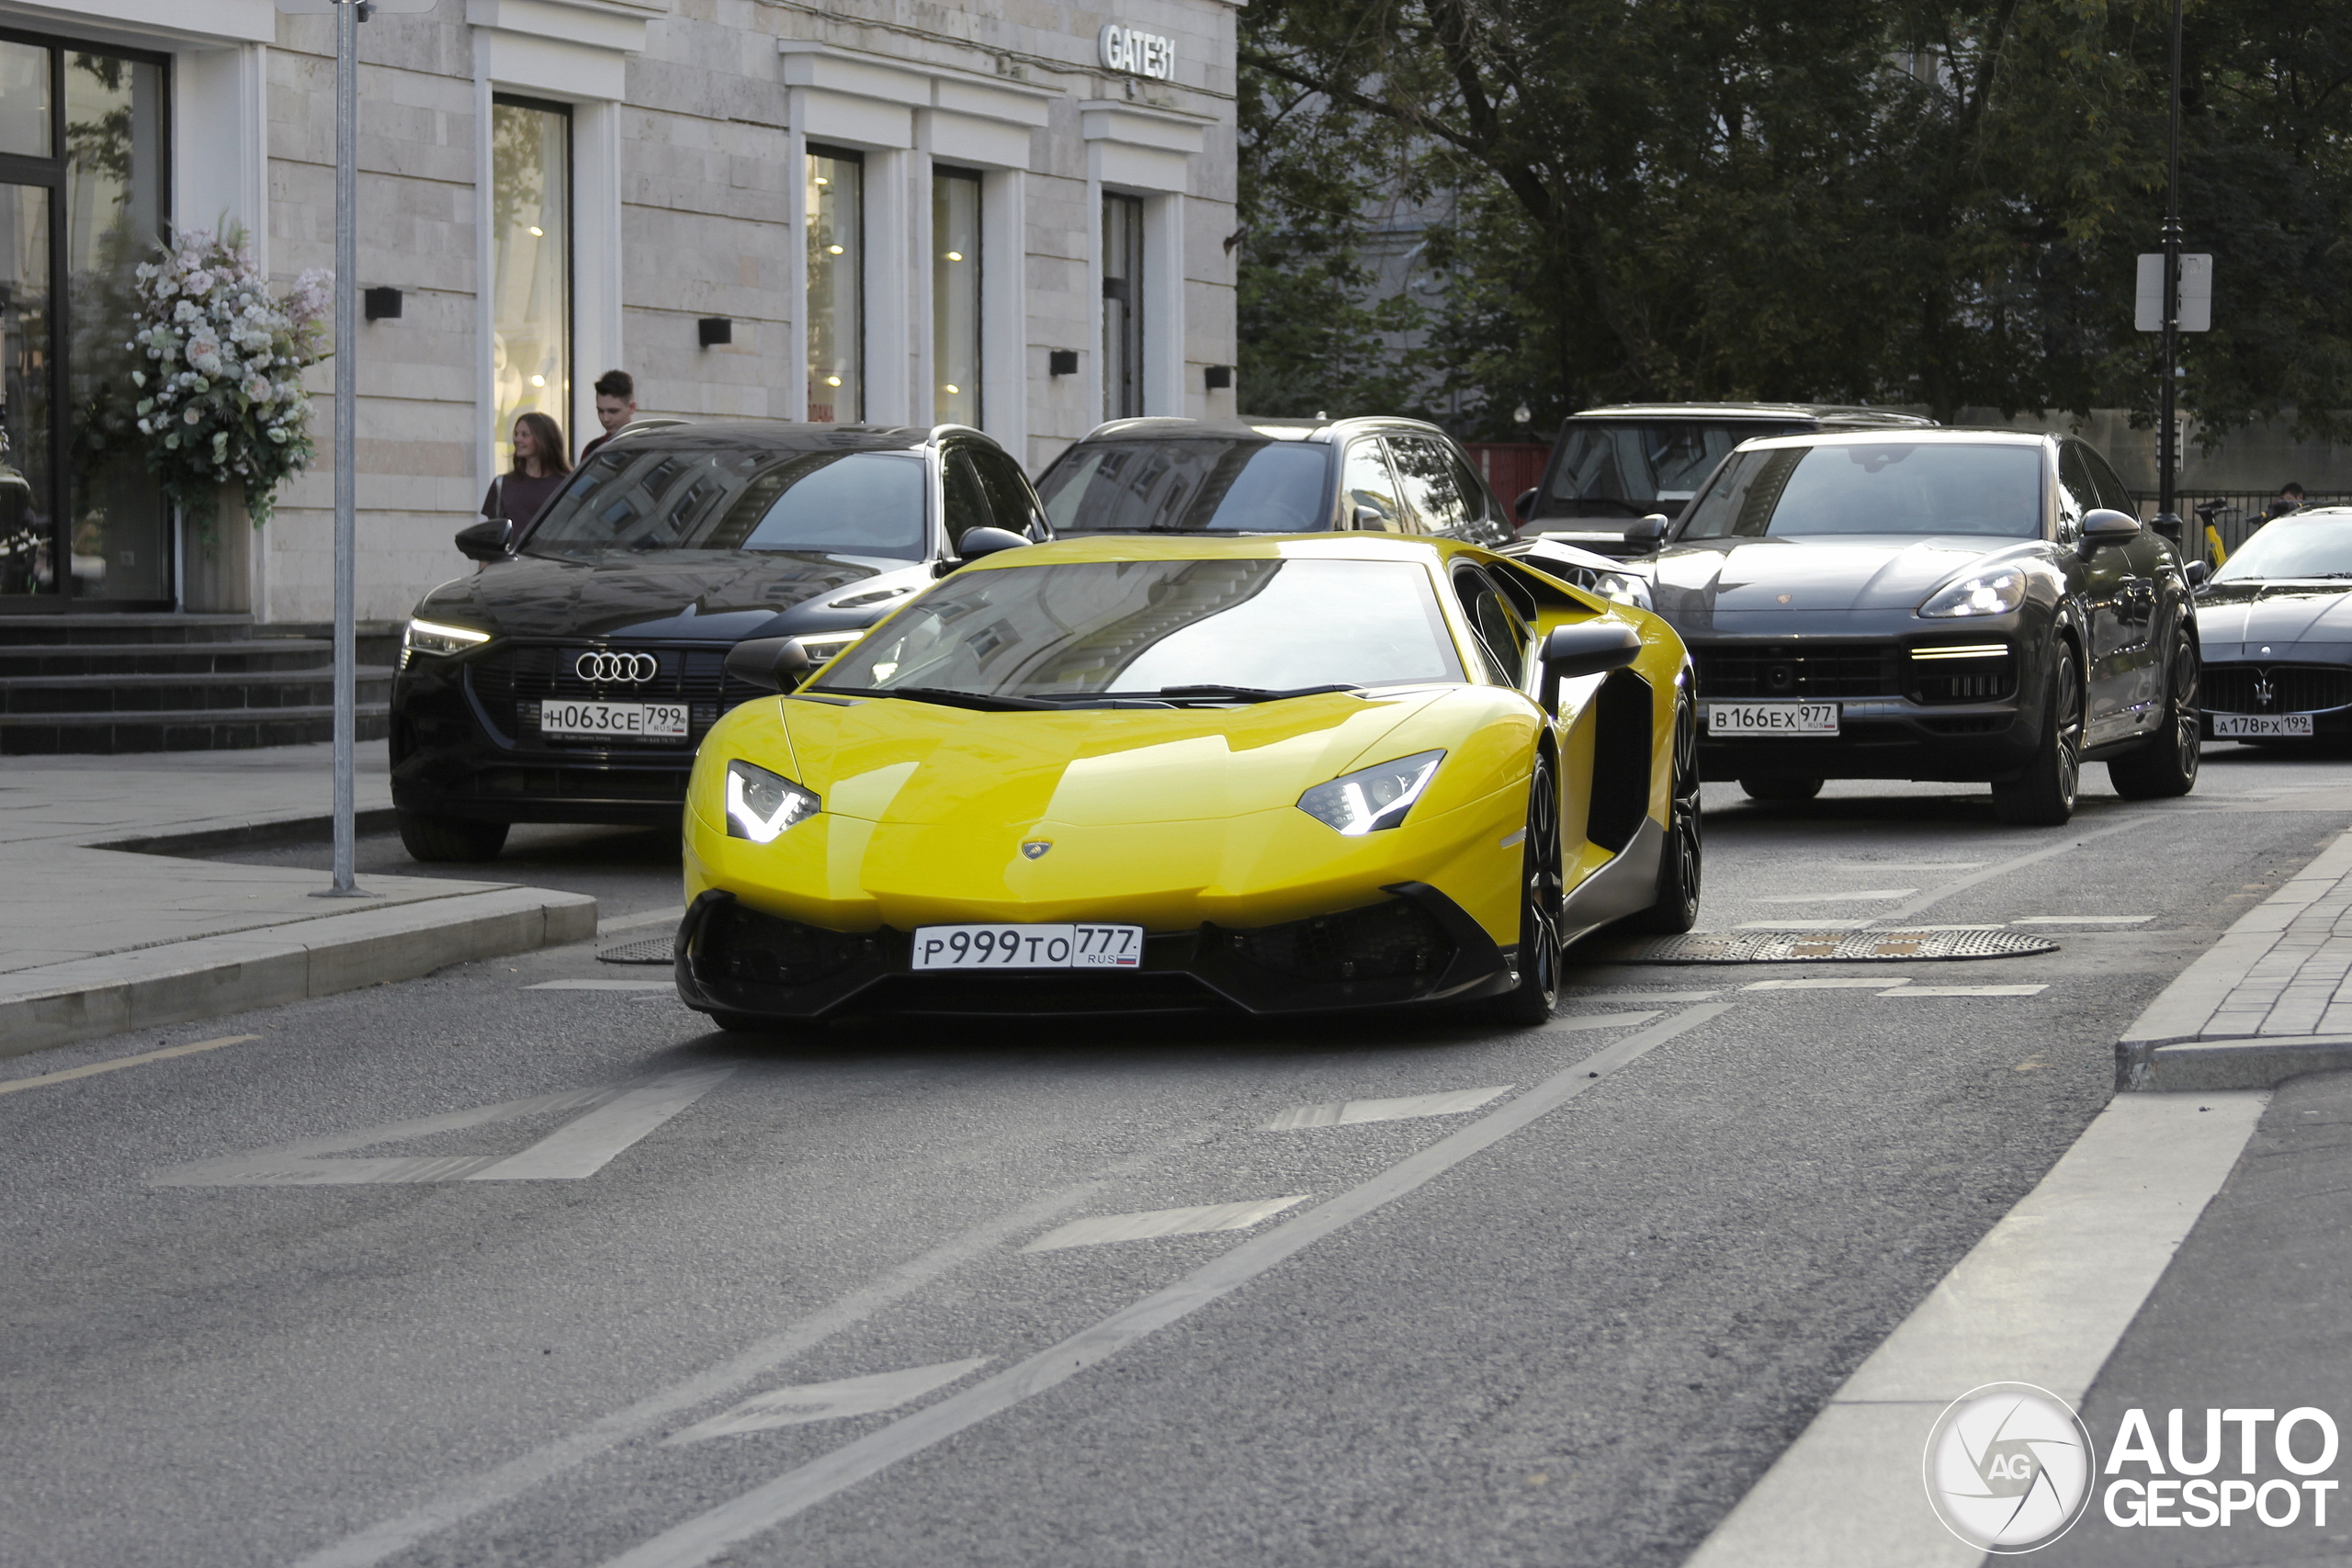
(481, 412), (571, 530)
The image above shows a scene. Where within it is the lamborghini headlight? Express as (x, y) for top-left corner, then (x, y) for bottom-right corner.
(1918, 568), (2026, 619)
(725, 759), (821, 842)
(1296, 750), (1445, 836)
(401, 616), (490, 669)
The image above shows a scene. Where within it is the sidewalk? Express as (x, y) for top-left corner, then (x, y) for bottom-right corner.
(0, 743), (594, 1057)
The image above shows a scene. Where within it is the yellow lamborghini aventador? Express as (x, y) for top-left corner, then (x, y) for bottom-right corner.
(673, 534), (1698, 1026)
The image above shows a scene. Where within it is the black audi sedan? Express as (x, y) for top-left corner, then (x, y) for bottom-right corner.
(1034, 416), (1513, 547)
(389, 422), (1045, 861)
(1644, 429), (2200, 825)
(2195, 507), (2352, 744)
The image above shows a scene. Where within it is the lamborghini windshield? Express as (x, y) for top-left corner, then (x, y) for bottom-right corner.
(525, 446), (929, 560)
(814, 557), (1464, 705)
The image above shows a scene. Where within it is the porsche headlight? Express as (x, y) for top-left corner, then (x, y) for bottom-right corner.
(795, 629), (865, 666)
(1919, 569), (2026, 619)
(1296, 750), (1445, 836)
(401, 616), (490, 669)
(725, 759), (821, 842)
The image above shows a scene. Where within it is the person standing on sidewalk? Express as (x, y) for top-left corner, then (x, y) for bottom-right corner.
(2266, 481), (2306, 523)
(481, 412), (571, 532)
(579, 369), (637, 464)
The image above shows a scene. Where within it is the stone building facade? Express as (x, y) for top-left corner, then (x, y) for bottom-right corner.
(0, 0), (1238, 623)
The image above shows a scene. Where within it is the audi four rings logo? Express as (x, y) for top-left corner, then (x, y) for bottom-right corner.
(576, 651), (660, 683)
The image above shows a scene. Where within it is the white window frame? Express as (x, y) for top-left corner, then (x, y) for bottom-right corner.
(1080, 101), (1204, 422)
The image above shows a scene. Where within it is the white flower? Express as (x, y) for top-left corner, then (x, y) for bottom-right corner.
(184, 268), (215, 297)
(243, 375), (270, 402)
(183, 406), (201, 425)
(187, 338), (223, 377)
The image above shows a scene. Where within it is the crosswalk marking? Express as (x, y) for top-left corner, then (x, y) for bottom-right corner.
(664, 1359), (991, 1444)
(1263, 1087), (1512, 1131)
(1744, 978), (1911, 991)
(1022, 1196), (1310, 1252)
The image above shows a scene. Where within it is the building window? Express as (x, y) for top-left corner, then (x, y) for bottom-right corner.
(1102, 193), (1143, 421)
(0, 34), (168, 607)
(807, 147), (863, 423)
(490, 96), (570, 470)
(933, 168), (980, 428)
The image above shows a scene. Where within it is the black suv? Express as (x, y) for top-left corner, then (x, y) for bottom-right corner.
(1521, 402), (1939, 558)
(1035, 416), (1513, 547)
(389, 422), (1045, 861)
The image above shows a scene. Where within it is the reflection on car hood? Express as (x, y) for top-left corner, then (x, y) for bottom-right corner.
(1649, 536), (2029, 629)
(2194, 581), (2352, 659)
(775, 688), (1445, 827)
(412, 550), (899, 641)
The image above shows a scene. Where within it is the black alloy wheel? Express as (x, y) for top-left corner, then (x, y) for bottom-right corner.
(1738, 775), (1823, 803)
(1632, 694), (1704, 933)
(1485, 752), (1564, 1025)
(1991, 641), (2083, 827)
(395, 811), (509, 863)
(2108, 630), (2202, 799)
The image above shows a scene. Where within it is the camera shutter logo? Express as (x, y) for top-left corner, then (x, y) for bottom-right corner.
(1923, 1382), (2097, 1552)
(577, 651), (660, 684)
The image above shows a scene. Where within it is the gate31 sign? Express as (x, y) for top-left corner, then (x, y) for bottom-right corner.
(1099, 23), (1175, 80)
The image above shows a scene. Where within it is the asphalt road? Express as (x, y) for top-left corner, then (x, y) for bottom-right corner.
(8, 746), (2352, 1567)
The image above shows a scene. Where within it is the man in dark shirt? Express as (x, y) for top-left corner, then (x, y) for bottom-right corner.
(579, 369), (637, 463)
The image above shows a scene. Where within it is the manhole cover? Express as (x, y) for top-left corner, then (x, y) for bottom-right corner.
(1593, 929), (2059, 964)
(596, 938), (676, 965)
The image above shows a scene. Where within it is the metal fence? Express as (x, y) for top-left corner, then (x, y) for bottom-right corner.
(2132, 491), (2352, 560)
(1463, 443), (1551, 503)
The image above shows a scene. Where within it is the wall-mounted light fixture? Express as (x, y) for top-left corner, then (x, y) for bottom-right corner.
(363, 287), (401, 321)
(698, 317), (732, 347)
(1047, 349), (1079, 376)
(1204, 365), (1232, 390)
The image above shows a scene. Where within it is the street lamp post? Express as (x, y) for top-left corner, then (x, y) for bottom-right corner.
(2155, 0), (2184, 547)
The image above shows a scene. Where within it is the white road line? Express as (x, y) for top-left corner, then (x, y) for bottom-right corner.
(1751, 888), (1918, 904)
(663, 1359), (991, 1444)
(1262, 1087), (1512, 1131)
(1021, 1197), (1311, 1252)
(1880, 984), (2046, 998)
(1541, 1010), (1661, 1031)
(528, 980), (673, 991)
(1743, 978), (1911, 991)
(1558, 989), (1719, 1003)
(1685, 1089), (2267, 1568)
(148, 1069), (732, 1187)
(593, 1003), (1734, 1568)
(1736, 919), (1871, 931)
(1873, 815), (2146, 924)
(2012, 914), (2155, 925)
(1872, 924), (2006, 932)
(1827, 862), (1984, 872)
(0, 1033), (257, 1096)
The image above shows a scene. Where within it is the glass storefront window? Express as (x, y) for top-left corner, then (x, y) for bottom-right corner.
(933, 168), (979, 427)
(0, 184), (50, 598)
(806, 148), (862, 423)
(0, 40), (49, 157)
(1102, 194), (1143, 421)
(491, 97), (570, 471)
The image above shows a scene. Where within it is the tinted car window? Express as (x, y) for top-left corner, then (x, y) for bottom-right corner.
(1344, 440), (1409, 531)
(2212, 515), (2352, 581)
(1680, 444), (2044, 539)
(818, 558), (1465, 697)
(2080, 444), (2137, 514)
(2057, 443), (2099, 522)
(1549, 423), (1783, 508)
(1454, 567), (1531, 686)
(526, 447), (928, 560)
(943, 449), (993, 548)
(1038, 439), (1329, 534)
(970, 445), (1042, 536)
(1392, 435), (1469, 535)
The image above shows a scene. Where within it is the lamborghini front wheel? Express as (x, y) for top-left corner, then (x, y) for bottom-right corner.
(1485, 752), (1564, 1026)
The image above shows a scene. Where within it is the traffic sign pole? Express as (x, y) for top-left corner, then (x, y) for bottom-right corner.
(2156, 0), (2184, 546)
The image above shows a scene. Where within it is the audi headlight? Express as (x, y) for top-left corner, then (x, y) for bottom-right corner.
(725, 760), (821, 842)
(1296, 750), (1445, 836)
(1919, 569), (2027, 619)
(401, 616), (491, 669)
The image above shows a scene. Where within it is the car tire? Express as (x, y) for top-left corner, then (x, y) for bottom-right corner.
(1992, 641), (2084, 827)
(1738, 775), (1822, 803)
(2107, 631), (2201, 799)
(1483, 752), (1564, 1026)
(395, 810), (509, 863)
(1630, 694), (1703, 933)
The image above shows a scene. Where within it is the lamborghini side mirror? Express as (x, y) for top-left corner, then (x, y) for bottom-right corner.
(724, 636), (813, 694)
(1538, 620), (1643, 712)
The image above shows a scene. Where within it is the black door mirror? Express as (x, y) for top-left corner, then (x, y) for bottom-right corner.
(1538, 619), (1643, 712)
(2079, 508), (2142, 557)
(2185, 559), (2211, 590)
(1513, 488), (1538, 525)
(936, 525), (1032, 575)
(1624, 513), (1671, 549)
(724, 636), (813, 694)
(1352, 504), (1385, 531)
(454, 518), (512, 562)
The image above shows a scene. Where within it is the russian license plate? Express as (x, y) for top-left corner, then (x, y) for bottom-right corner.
(912, 923), (1144, 970)
(1707, 701), (1839, 736)
(2213, 713), (2314, 738)
(539, 700), (689, 739)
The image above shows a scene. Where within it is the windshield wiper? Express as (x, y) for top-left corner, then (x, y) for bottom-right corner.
(842, 685), (1061, 712)
(1140, 682), (1362, 704)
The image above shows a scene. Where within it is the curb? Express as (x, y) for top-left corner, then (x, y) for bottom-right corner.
(2116, 828), (2352, 1091)
(93, 807), (402, 859)
(0, 886), (598, 1059)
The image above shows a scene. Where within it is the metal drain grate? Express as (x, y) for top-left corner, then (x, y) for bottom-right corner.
(596, 938), (677, 965)
(1595, 928), (2059, 964)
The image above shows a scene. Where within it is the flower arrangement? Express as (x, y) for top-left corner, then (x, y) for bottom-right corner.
(126, 226), (331, 534)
